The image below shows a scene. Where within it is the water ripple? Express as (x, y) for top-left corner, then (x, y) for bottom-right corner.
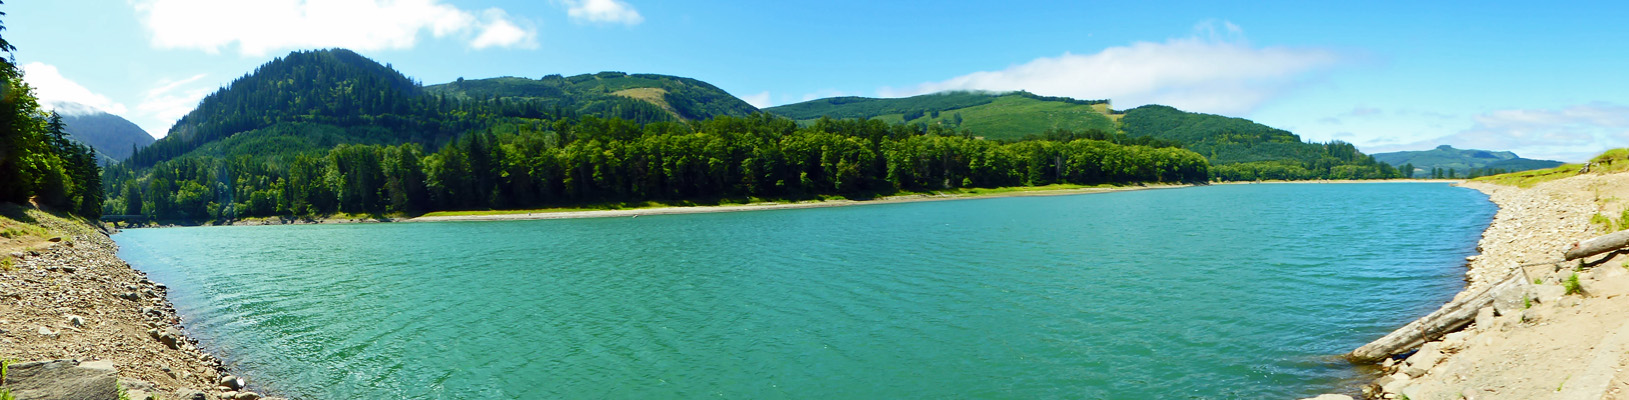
(115, 182), (1494, 399)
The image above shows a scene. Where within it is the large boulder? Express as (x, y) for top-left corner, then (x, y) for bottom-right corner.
(4, 359), (119, 400)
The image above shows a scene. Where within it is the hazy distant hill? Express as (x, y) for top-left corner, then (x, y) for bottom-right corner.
(48, 102), (154, 163)
(1371, 145), (1563, 175)
(765, 91), (1118, 141)
(425, 72), (759, 122)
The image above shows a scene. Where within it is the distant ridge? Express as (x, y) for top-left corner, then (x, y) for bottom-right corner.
(48, 101), (154, 162)
(1371, 145), (1563, 176)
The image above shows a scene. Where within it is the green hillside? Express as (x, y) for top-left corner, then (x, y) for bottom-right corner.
(1371, 145), (1563, 177)
(765, 91), (1117, 141)
(128, 49), (440, 167)
(425, 72), (759, 122)
(1121, 105), (1399, 180)
(127, 49), (764, 170)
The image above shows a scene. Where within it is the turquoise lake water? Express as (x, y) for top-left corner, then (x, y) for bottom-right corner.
(114, 183), (1495, 399)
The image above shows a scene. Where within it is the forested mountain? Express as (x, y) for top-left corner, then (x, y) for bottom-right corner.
(765, 91), (1118, 141)
(1372, 145), (1563, 178)
(126, 48), (447, 167)
(102, 49), (1208, 223)
(425, 72), (759, 122)
(1121, 105), (1399, 180)
(50, 101), (153, 163)
(770, 93), (1398, 180)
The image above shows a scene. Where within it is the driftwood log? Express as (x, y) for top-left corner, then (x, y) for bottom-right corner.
(1565, 230), (1629, 261)
(1347, 272), (1526, 363)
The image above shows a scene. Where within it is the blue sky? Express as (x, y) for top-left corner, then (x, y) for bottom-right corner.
(8, 0), (1628, 161)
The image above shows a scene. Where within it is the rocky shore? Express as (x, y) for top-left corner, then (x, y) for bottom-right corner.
(1349, 173), (1629, 399)
(0, 217), (277, 399)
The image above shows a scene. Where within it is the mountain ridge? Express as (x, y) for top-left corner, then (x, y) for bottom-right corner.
(47, 101), (154, 163)
(1371, 144), (1563, 176)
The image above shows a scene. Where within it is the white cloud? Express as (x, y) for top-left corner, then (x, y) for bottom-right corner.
(560, 0), (644, 25)
(471, 9), (538, 49)
(134, 74), (214, 137)
(1375, 103), (1629, 162)
(740, 91), (771, 109)
(131, 0), (539, 56)
(880, 22), (1342, 116)
(20, 63), (129, 116)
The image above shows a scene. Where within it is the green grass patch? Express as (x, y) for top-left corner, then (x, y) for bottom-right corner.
(1478, 147), (1629, 187)
(1472, 163), (1584, 187)
(1565, 273), (1584, 295)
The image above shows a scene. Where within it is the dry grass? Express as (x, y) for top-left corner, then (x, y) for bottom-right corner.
(611, 87), (682, 120)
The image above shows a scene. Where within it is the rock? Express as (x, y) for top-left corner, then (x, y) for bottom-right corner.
(120, 378), (157, 392)
(1300, 395), (1354, 400)
(68, 314), (85, 328)
(1381, 372), (1411, 394)
(220, 374), (245, 390)
(48, 236), (62, 242)
(119, 292), (141, 301)
(1531, 284), (1567, 304)
(1381, 357), (1396, 369)
(38, 326), (56, 338)
(1400, 385), (1426, 400)
(1407, 342), (1445, 370)
(1402, 365), (1427, 378)
(1522, 306), (1545, 323)
(172, 388), (209, 400)
(60, 265), (76, 273)
(79, 360), (115, 371)
(1476, 306), (1495, 332)
(234, 392), (263, 400)
(1492, 281), (1526, 315)
(156, 326), (183, 349)
(4, 359), (119, 400)
(1441, 330), (1473, 351)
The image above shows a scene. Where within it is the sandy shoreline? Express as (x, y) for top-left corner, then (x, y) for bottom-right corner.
(406, 183), (1203, 222)
(0, 215), (273, 399)
(1347, 173), (1629, 399)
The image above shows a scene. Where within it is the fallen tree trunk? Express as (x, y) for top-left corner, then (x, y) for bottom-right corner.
(1347, 272), (1526, 363)
(1565, 230), (1629, 261)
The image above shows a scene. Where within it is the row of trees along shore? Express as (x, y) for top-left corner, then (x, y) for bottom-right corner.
(100, 115), (1210, 221)
(0, 16), (103, 219)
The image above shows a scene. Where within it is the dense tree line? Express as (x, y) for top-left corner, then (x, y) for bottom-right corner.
(0, 7), (103, 218)
(101, 114), (1208, 222)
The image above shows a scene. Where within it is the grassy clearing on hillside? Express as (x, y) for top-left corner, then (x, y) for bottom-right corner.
(611, 88), (680, 119)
